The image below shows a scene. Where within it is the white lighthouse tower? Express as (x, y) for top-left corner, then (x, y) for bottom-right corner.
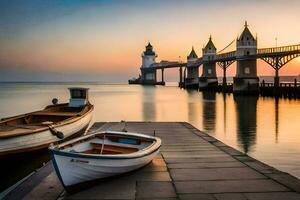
(140, 42), (157, 84)
(141, 42), (157, 68)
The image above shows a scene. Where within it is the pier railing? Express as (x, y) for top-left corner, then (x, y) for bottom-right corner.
(215, 51), (236, 60)
(257, 44), (300, 54)
(260, 82), (300, 87)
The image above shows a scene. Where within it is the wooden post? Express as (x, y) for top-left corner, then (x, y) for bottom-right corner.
(222, 65), (227, 88)
(179, 67), (183, 87)
(295, 79), (298, 98)
(274, 57), (280, 88)
(274, 68), (279, 88)
(161, 68), (164, 84)
(183, 67), (187, 88)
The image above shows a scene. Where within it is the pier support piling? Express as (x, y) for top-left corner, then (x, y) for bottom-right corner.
(185, 65), (200, 89)
(274, 68), (280, 88)
(223, 67), (227, 88)
(217, 60), (234, 91)
(161, 68), (165, 84)
(179, 67), (183, 87)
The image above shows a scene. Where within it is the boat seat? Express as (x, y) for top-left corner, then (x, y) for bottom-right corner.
(32, 112), (78, 117)
(96, 134), (153, 143)
(89, 142), (139, 154)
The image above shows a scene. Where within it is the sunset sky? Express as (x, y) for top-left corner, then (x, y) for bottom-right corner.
(1, 0), (300, 82)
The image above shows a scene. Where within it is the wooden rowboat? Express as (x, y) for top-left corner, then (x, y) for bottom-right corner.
(49, 131), (161, 192)
(0, 88), (94, 156)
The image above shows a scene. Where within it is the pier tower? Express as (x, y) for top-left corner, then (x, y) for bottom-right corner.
(185, 47), (199, 88)
(199, 36), (218, 90)
(233, 22), (259, 94)
(140, 42), (158, 84)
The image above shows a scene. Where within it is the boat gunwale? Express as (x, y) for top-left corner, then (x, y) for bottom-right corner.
(49, 131), (161, 160)
(0, 103), (94, 139)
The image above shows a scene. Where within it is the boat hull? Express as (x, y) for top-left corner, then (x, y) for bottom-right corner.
(0, 110), (93, 157)
(51, 149), (159, 191)
(49, 131), (161, 193)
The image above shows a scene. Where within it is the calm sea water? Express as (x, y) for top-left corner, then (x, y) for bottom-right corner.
(1, 82), (300, 191)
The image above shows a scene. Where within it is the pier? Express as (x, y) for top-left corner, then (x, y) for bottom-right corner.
(130, 22), (300, 97)
(4, 122), (300, 200)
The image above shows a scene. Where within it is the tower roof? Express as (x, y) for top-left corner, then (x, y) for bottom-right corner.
(203, 36), (216, 51)
(146, 42), (153, 48)
(144, 42), (155, 56)
(238, 21), (255, 41)
(187, 47), (198, 59)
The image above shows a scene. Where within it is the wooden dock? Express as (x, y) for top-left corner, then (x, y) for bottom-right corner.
(4, 122), (300, 200)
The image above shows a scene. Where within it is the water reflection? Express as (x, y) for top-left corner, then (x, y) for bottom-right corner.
(202, 91), (216, 133)
(275, 98), (279, 143)
(186, 90), (201, 124)
(142, 86), (156, 121)
(222, 93), (228, 135)
(234, 95), (258, 153)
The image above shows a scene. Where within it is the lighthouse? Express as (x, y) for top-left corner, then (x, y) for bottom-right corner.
(140, 42), (158, 84)
(141, 42), (157, 68)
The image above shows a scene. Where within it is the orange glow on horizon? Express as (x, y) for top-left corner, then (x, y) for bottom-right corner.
(1, 1), (300, 80)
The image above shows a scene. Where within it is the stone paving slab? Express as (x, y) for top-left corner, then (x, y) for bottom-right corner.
(4, 162), (58, 200)
(136, 181), (177, 199)
(213, 192), (300, 200)
(178, 194), (216, 200)
(161, 146), (219, 151)
(214, 193), (247, 200)
(244, 192), (300, 200)
(6, 122), (300, 200)
(23, 172), (63, 200)
(266, 172), (300, 193)
(168, 161), (245, 169)
(164, 156), (237, 164)
(162, 151), (229, 158)
(174, 179), (289, 193)
(65, 180), (136, 200)
(170, 167), (266, 181)
(121, 171), (172, 182)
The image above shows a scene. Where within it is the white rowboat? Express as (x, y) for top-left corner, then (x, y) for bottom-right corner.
(49, 131), (161, 192)
(0, 88), (94, 156)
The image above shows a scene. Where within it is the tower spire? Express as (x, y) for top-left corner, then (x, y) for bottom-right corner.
(244, 21), (248, 28)
(188, 46), (198, 59)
